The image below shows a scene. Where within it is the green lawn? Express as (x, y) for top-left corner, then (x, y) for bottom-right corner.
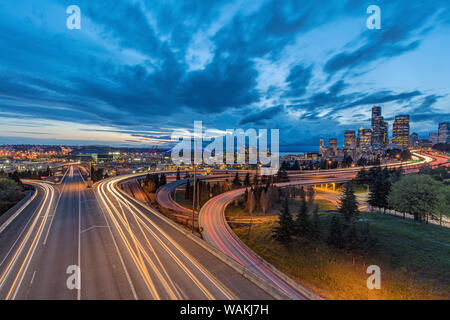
(174, 190), (193, 210)
(233, 207), (450, 300)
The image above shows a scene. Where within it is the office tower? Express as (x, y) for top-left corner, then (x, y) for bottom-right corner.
(371, 106), (387, 146)
(358, 127), (372, 152)
(438, 122), (449, 144)
(329, 138), (337, 155)
(392, 115), (410, 148)
(429, 133), (439, 146)
(344, 130), (356, 150)
(372, 106), (381, 119)
(409, 132), (418, 148)
(319, 137), (325, 154)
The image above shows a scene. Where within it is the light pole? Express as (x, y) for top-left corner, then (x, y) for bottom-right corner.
(192, 141), (197, 234)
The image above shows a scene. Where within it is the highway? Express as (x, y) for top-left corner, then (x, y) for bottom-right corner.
(157, 152), (436, 300)
(0, 150), (443, 300)
(0, 166), (138, 299)
(95, 175), (275, 299)
(0, 166), (277, 299)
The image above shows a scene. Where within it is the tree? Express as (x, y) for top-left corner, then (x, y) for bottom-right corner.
(295, 187), (309, 238)
(244, 173), (251, 187)
(342, 155), (353, 168)
(159, 173), (167, 186)
(0, 178), (25, 214)
(327, 214), (344, 249)
(253, 173), (259, 186)
(309, 205), (321, 240)
(388, 174), (444, 222)
(185, 179), (191, 200)
(306, 185), (315, 208)
(345, 223), (359, 251)
(232, 172), (241, 189)
(247, 189), (255, 215)
(260, 189), (268, 215)
(276, 167), (289, 182)
(273, 198), (294, 244)
(338, 183), (359, 222)
(176, 168), (181, 181)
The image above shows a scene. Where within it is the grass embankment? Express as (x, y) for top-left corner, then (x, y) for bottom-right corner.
(174, 190), (192, 210)
(232, 208), (450, 300)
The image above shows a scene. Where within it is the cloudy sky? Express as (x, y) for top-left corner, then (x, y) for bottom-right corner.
(0, 0), (449, 151)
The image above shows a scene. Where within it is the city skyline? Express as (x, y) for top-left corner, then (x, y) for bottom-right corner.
(1, 1), (450, 151)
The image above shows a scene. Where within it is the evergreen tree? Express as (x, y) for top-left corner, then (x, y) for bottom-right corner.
(306, 185), (315, 208)
(345, 223), (359, 251)
(309, 204), (321, 240)
(244, 172), (251, 187)
(295, 188), (309, 238)
(273, 198), (294, 244)
(327, 214), (344, 248)
(243, 188), (249, 210)
(247, 189), (255, 215)
(253, 173), (259, 186)
(260, 189), (268, 215)
(232, 172), (241, 188)
(185, 179), (191, 200)
(338, 183), (359, 222)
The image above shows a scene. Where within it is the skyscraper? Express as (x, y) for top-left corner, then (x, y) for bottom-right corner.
(372, 106), (381, 119)
(438, 122), (449, 144)
(409, 132), (418, 148)
(392, 115), (410, 148)
(358, 127), (372, 152)
(329, 138), (337, 155)
(371, 106), (387, 146)
(429, 133), (439, 146)
(344, 130), (356, 150)
(319, 137), (325, 155)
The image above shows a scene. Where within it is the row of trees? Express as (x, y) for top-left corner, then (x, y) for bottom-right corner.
(272, 187), (321, 244)
(184, 179), (231, 208)
(273, 183), (378, 253)
(355, 166), (403, 214)
(0, 167), (53, 183)
(355, 165), (449, 222)
(142, 173), (167, 193)
(388, 174), (449, 223)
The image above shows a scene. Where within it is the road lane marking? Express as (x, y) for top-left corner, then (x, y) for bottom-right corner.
(94, 185), (138, 300)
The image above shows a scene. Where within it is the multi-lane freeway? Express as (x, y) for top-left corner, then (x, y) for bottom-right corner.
(0, 151), (445, 300)
(0, 166), (275, 300)
(154, 152), (440, 300)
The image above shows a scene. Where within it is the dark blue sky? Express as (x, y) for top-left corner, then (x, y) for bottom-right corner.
(0, 0), (449, 151)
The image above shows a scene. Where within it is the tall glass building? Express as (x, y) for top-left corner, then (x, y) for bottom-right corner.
(392, 115), (410, 148)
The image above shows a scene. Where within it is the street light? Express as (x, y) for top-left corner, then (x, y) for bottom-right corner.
(192, 141), (197, 234)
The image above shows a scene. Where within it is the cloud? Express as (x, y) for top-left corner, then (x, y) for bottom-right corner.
(283, 64), (312, 97)
(238, 105), (284, 125)
(324, 1), (450, 75)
